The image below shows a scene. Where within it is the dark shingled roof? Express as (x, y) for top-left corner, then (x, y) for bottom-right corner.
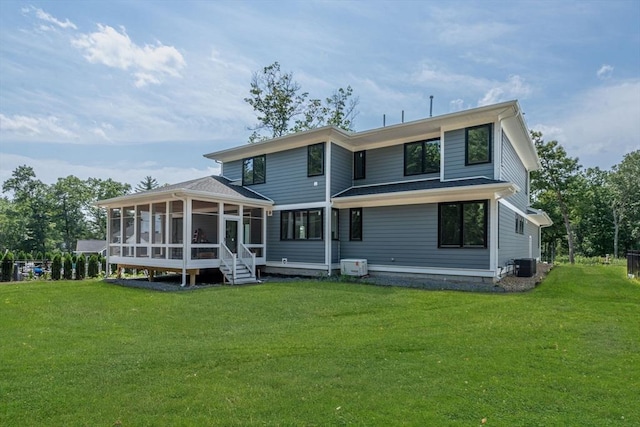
(333, 177), (508, 198)
(145, 176), (271, 201)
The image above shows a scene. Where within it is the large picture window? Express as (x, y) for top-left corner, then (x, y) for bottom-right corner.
(439, 201), (487, 248)
(404, 138), (440, 176)
(242, 155), (266, 185)
(350, 208), (362, 241)
(466, 124), (492, 165)
(281, 209), (323, 240)
(308, 143), (325, 177)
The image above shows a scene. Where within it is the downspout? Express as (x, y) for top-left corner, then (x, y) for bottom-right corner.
(493, 106), (520, 278)
(325, 141), (332, 276)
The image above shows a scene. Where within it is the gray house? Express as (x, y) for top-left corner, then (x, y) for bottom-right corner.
(99, 100), (551, 285)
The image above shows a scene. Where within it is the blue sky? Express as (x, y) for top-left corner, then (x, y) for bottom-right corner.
(1, 0), (639, 188)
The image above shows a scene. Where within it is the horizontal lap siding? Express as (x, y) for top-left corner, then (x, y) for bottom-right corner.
(266, 214), (325, 263)
(222, 160), (242, 181)
(356, 145), (436, 186)
(501, 132), (528, 211)
(339, 204), (490, 269)
(331, 144), (352, 195)
(498, 203), (526, 266)
(444, 128), (494, 180)
(224, 147), (326, 205)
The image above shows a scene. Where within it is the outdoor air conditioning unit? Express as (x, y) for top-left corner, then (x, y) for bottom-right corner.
(340, 259), (368, 277)
(515, 258), (536, 277)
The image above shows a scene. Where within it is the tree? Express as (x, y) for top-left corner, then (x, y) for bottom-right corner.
(2, 166), (51, 255)
(87, 178), (131, 239)
(530, 131), (582, 264)
(608, 150), (640, 256)
(51, 254), (62, 280)
(136, 176), (159, 192)
(63, 254), (73, 280)
(574, 168), (614, 257)
(50, 176), (92, 252)
(245, 62), (358, 143)
(1, 251), (14, 282)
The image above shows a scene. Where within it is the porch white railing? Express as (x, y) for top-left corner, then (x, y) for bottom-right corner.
(238, 242), (256, 279)
(220, 242), (236, 284)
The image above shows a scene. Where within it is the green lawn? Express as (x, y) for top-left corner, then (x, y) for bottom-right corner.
(1, 265), (639, 426)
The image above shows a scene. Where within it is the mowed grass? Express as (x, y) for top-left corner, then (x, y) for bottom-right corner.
(1, 265), (639, 426)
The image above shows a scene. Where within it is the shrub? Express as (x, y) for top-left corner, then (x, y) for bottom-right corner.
(51, 254), (62, 280)
(76, 256), (86, 280)
(88, 255), (100, 278)
(63, 254), (73, 280)
(1, 251), (15, 282)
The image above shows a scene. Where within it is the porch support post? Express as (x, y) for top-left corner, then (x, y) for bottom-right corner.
(105, 207), (110, 278)
(218, 202), (224, 248)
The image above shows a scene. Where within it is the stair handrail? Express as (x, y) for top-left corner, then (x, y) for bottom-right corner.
(238, 242), (256, 279)
(220, 242), (236, 284)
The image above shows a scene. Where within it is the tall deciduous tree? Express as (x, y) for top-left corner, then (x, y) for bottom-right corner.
(608, 150), (640, 256)
(50, 176), (92, 252)
(87, 178), (131, 239)
(530, 131), (582, 264)
(245, 62), (358, 143)
(2, 165), (50, 255)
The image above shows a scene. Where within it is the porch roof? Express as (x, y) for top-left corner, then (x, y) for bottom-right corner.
(331, 177), (518, 208)
(97, 175), (274, 207)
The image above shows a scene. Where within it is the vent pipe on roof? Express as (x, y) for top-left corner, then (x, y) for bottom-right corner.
(429, 95), (434, 117)
(383, 114), (386, 127)
(402, 110), (404, 123)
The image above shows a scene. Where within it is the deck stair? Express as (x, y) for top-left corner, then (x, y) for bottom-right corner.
(220, 242), (259, 285)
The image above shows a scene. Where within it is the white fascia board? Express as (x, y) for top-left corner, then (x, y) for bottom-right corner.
(97, 189), (273, 208)
(331, 183), (517, 209)
(272, 201), (328, 211)
(205, 101), (521, 160)
(499, 199), (553, 227)
(204, 127), (351, 163)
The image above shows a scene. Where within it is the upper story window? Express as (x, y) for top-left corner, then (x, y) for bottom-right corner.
(354, 150), (366, 180)
(242, 155), (266, 185)
(308, 143), (325, 177)
(466, 124), (492, 165)
(438, 200), (487, 248)
(404, 138), (440, 176)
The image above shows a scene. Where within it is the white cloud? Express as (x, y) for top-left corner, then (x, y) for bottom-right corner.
(533, 80), (640, 169)
(449, 99), (465, 112)
(478, 75), (532, 106)
(0, 153), (220, 189)
(71, 24), (186, 87)
(24, 6), (77, 30)
(0, 114), (77, 139)
(596, 64), (614, 80)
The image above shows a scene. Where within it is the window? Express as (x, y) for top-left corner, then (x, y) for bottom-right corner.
(516, 214), (525, 235)
(438, 201), (487, 248)
(280, 209), (323, 240)
(466, 124), (492, 165)
(350, 208), (362, 241)
(404, 138), (440, 176)
(308, 143), (325, 176)
(354, 150), (366, 180)
(331, 208), (339, 240)
(242, 155), (266, 185)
